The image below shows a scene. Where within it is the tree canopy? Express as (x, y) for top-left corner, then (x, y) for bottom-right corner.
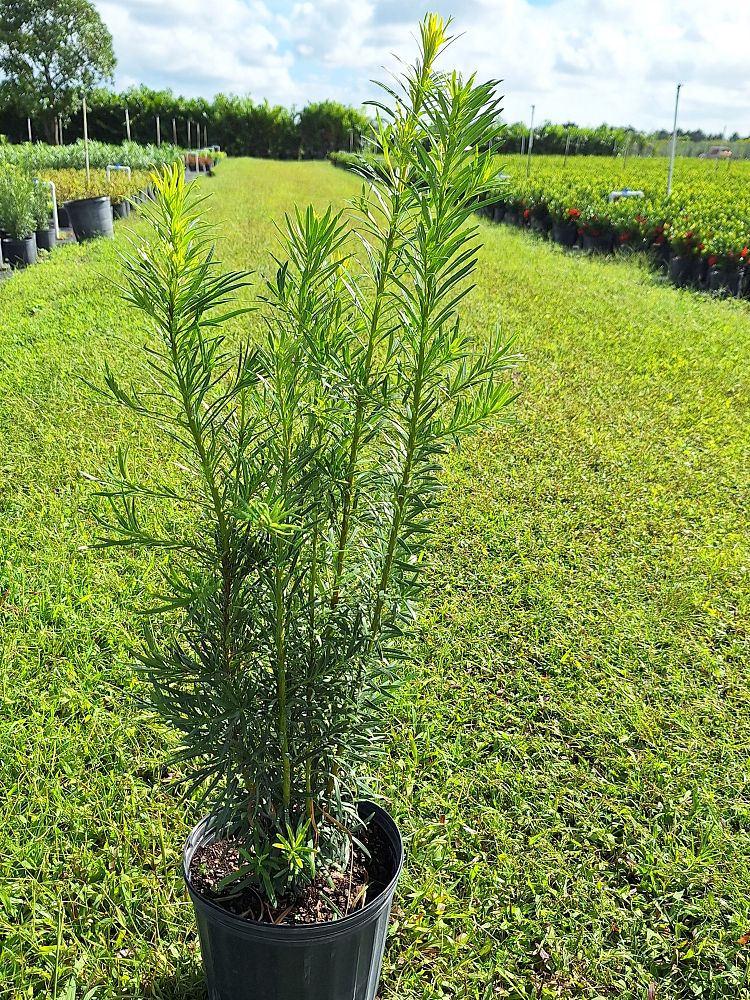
(0, 0), (115, 142)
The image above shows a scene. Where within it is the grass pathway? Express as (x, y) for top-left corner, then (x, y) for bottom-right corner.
(1, 159), (748, 999)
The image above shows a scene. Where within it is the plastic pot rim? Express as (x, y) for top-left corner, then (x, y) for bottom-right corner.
(64, 196), (111, 209)
(183, 800), (404, 944)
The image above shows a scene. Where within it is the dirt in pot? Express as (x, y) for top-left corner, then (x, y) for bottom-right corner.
(189, 821), (392, 925)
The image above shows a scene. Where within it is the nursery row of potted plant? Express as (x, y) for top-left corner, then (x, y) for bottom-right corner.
(183, 148), (226, 172)
(0, 164), (155, 269)
(0, 138), (186, 172)
(477, 194), (750, 298)
(476, 155), (750, 298)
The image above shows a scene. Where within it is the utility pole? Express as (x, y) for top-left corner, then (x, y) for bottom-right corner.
(526, 104), (535, 178)
(666, 83), (682, 197)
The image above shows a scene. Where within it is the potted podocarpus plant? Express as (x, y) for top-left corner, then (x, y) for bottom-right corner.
(90, 15), (519, 1000)
(0, 166), (38, 268)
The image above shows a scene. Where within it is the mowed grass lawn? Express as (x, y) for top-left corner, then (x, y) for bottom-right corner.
(1, 158), (749, 1000)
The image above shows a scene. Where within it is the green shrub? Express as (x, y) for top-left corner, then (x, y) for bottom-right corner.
(31, 180), (52, 230)
(0, 165), (36, 239)
(92, 15), (518, 905)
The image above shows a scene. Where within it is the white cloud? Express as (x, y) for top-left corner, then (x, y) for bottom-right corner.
(93, 0), (750, 132)
(95, 0), (298, 103)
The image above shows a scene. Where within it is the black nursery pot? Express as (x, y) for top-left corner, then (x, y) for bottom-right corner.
(492, 202), (507, 223)
(582, 233), (613, 254)
(1, 234), (38, 268)
(65, 196), (114, 242)
(36, 225), (57, 252)
(113, 200), (131, 220)
(551, 221), (578, 247)
(668, 254), (698, 288)
(529, 217), (550, 238)
(184, 801), (404, 1000)
(707, 265), (741, 296)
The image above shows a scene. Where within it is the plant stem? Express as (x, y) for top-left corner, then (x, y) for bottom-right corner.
(330, 192), (404, 608)
(369, 334), (426, 643)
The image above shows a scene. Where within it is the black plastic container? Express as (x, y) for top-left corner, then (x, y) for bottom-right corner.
(529, 217), (550, 239)
(707, 265), (741, 296)
(492, 202), (507, 223)
(183, 802), (404, 1000)
(1, 234), (38, 268)
(551, 221), (578, 247)
(668, 254), (698, 288)
(36, 226), (57, 252)
(65, 196), (114, 242)
(582, 233), (613, 254)
(113, 201), (131, 220)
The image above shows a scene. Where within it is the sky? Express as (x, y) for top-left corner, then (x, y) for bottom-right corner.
(93, 0), (749, 134)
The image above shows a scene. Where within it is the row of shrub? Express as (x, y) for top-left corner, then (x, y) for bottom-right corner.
(0, 139), (187, 172)
(41, 168), (152, 206)
(489, 156), (750, 278)
(332, 151), (750, 284)
(328, 151), (385, 176)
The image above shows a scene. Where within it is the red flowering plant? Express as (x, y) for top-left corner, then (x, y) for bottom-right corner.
(607, 197), (649, 248)
(702, 224), (749, 273)
(663, 221), (703, 258)
(544, 189), (585, 225)
(577, 195), (614, 238)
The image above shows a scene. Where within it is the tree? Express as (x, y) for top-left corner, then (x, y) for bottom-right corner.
(298, 100), (370, 158)
(0, 0), (115, 143)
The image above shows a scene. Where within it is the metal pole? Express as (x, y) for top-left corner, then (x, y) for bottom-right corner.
(187, 119), (191, 148)
(666, 83), (682, 197)
(564, 131), (570, 165)
(204, 125), (208, 148)
(43, 180), (60, 238)
(156, 115), (161, 146)
(82, 97), (90, 186)
(172, 118), (177, 145)
(27, 117), (32, 142)
(525, 104), (535, 178)
(125, 107), (131, 141)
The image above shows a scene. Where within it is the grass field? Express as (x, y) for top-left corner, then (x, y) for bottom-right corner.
(1, 158), (749, 1000)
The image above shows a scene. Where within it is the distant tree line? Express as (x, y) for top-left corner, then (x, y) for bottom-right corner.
(2, 83), (749, 162)
(496, 121), (750, 158)
(0, 85), (371, 159)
